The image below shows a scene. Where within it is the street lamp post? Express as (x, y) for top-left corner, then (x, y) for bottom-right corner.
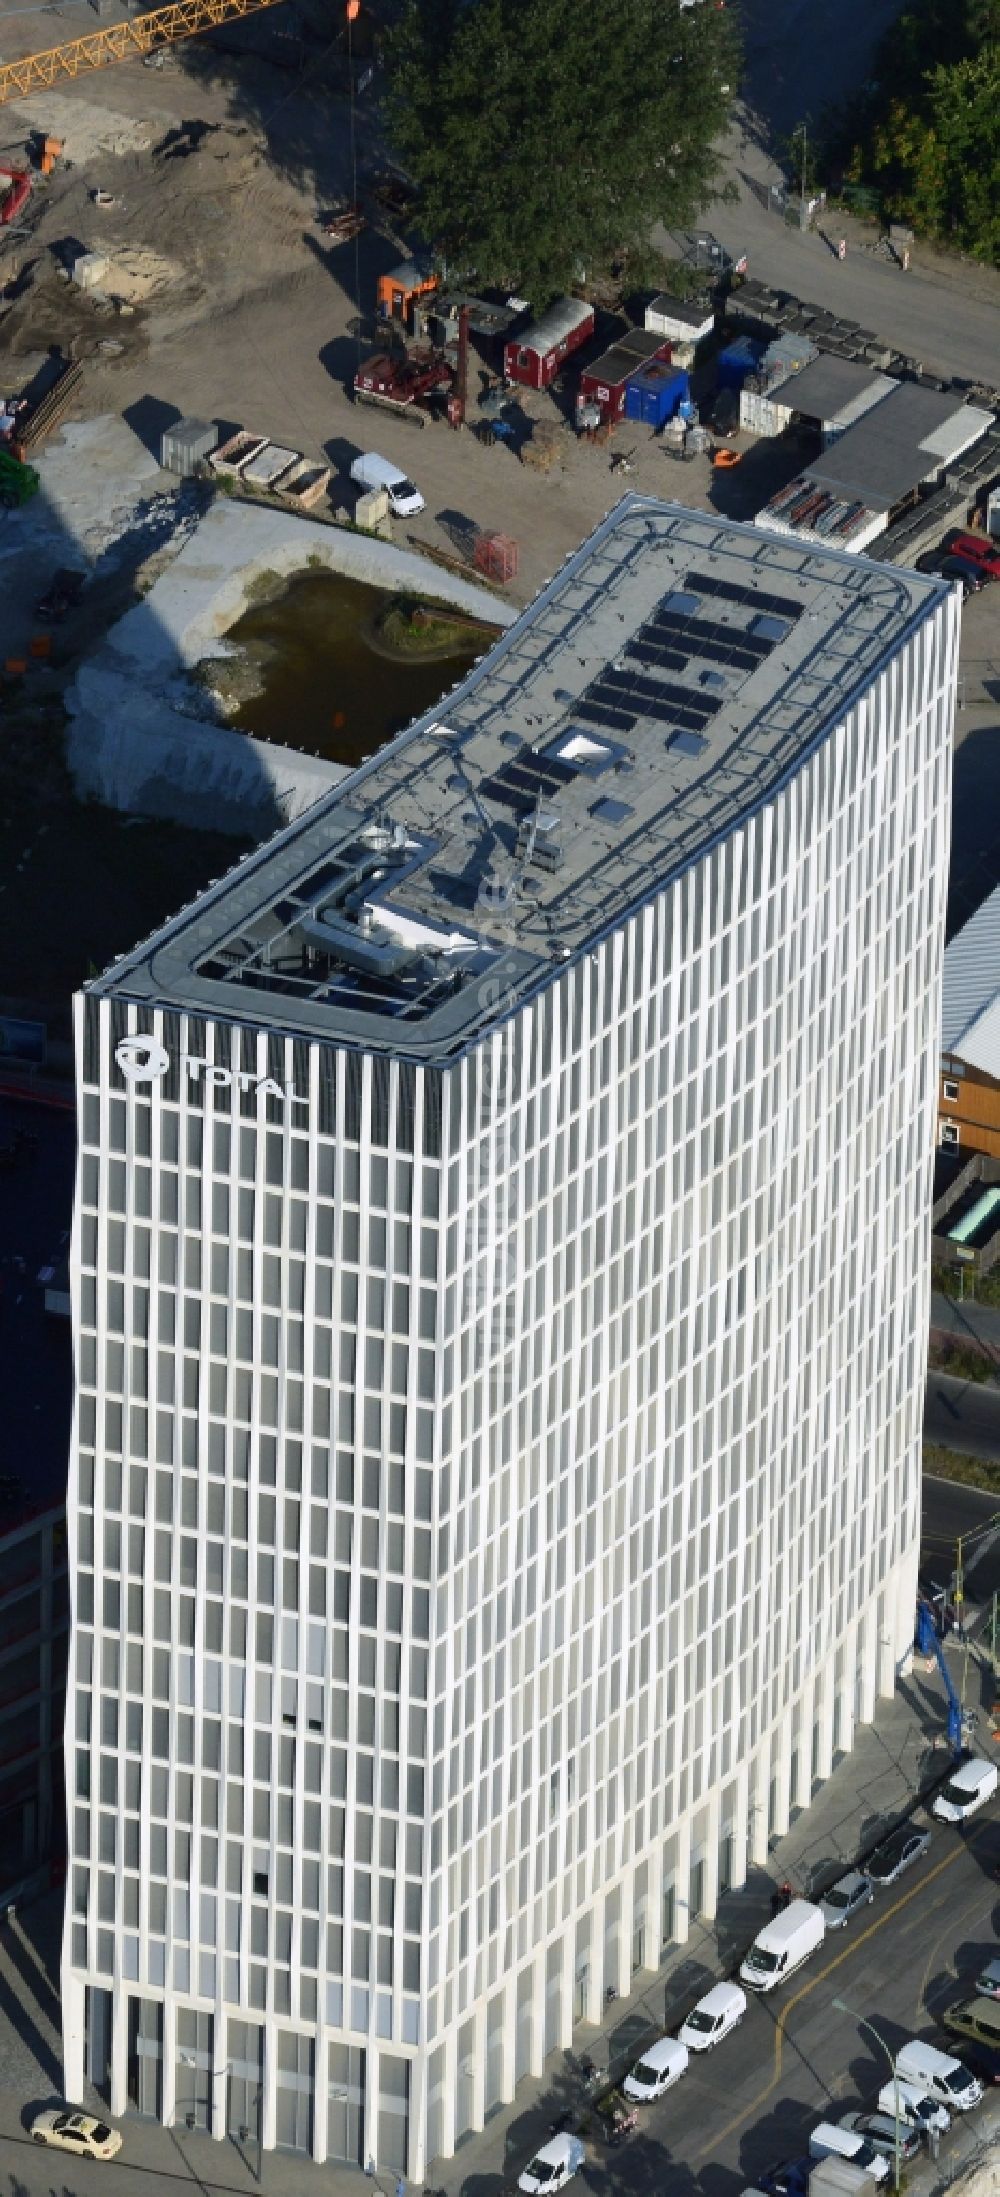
(831, 1998), (901, 2195)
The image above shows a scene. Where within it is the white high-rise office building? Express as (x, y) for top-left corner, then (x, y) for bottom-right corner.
(63, 500), (957, 2174)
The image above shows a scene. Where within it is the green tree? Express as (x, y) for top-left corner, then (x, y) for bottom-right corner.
(383, 0), (740, 307)
(829, 0), (1000, 260)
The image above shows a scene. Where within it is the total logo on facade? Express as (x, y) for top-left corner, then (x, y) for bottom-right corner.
(114, 1036), (306, 1108)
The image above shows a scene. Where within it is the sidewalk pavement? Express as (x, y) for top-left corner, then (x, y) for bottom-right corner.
(0, 1646), (990, 2197)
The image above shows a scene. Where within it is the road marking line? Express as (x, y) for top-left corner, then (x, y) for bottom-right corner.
(690, 1843), (969, 2165)
(916, 1833), (1000, 2012)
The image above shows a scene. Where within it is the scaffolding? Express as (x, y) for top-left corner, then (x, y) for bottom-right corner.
(474, 532), (518, 585)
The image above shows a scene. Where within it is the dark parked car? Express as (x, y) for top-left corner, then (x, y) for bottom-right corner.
(759, 2160), (811, 2197)
(866, 1824), (931, 1884)
(958, 2038), (1000, 2086)
(940, 555), (985, 594)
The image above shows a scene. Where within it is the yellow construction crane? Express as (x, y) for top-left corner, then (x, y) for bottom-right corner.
(0, 0), (292, 108)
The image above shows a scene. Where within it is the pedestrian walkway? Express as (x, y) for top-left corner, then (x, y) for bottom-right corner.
(0, 1650), (983, 2197)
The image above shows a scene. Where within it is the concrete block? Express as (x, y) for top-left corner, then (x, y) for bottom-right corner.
(72, 251), (109, 290)
(356, 486), (391, 536)
(353, 489), (389, 531)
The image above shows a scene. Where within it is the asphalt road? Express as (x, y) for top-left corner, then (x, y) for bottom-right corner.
(924, 1373), (1000, 1465)
(921, 1473), (1000, 1610)
(0, 1812), (997, 2197)
(595, 1816), (1000, 2197)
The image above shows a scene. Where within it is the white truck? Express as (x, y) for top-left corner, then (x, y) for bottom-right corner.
(740, 1899), (826, 1992)
(349, 450), (425, 516)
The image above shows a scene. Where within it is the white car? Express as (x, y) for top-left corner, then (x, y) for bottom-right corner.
(678, 1979), (746, 2052)
(518, 2134), (585, 2195)
(31, 2109), (123, 2160)
(932, 1756), (999, 1823)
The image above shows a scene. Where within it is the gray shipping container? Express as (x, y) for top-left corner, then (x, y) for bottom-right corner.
(160, 417), (218, 475)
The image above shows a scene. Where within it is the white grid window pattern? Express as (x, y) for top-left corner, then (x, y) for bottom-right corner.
(62, 588), (957, 2171)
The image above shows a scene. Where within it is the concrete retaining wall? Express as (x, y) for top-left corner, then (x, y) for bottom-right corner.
(66, 499), (513, 836)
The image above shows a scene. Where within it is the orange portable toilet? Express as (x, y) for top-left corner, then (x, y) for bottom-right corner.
(39, 135), (63, 176)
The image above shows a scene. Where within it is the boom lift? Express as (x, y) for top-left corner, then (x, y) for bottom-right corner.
(916, 1595), (966, 1753)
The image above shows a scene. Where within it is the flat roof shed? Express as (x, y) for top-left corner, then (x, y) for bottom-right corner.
(805, 385), (995, 512)
(767, 354), (896, 436)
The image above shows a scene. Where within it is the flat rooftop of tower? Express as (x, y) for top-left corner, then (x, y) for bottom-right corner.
(93, 496), (945, 1064)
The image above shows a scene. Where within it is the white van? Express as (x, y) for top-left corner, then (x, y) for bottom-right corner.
(877, 2080), (949, 2133)
(349, 451), (425, 516)
(894, 2040), (983, 2111)
(518, 2134), (585, 2194)
(623, 2035), (689, 2101)
(740, 1900), (826, 1992)
(808, 2123), (890, 2184)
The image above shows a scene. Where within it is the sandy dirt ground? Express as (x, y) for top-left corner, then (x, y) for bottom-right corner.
(0, 41), (803, 621)
(0, 21), (995, 661)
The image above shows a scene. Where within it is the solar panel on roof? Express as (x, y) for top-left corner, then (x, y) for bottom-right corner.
(627, 640), (691, 674)
(600, 667), (721, 721)
(686, 570), (804, 622)
(575, 700), (637, 733)
(651, 611), (771, 659)
(648, 619), (764, 673)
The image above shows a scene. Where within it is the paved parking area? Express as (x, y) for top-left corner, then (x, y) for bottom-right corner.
(0, 1649), (996, 2197)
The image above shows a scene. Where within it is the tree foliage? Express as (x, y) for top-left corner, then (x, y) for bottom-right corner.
(382, 0), (740, 307)
(834, 0), (1000, 261)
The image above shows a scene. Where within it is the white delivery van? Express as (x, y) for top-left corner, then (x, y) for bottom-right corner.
(740, 1900), (826, 1992)
(808, 2124), (889, 2184)
(894, 2040), (983, 2111)
(623, 2035), (689, 2101)
(877, 2080), (949, 2133)
(349, 451), (425, 516)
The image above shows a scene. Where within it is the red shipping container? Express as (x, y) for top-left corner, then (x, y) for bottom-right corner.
(504, 298), (595, 390)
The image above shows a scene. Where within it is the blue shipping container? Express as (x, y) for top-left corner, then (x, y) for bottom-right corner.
(623, 363), (689, 427)
(716, 337), (763, 391)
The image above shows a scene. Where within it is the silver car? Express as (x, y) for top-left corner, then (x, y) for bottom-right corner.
(841, 2113), (921, 2166)
(818, 1870), (874, 1930)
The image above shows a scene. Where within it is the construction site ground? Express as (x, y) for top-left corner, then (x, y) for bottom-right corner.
(0, 43), (801, 630)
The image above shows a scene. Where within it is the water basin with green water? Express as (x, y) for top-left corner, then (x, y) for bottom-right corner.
(221, 569), (495, 765)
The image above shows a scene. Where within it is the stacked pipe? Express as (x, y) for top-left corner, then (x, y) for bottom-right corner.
(12, 359), (83, 459)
